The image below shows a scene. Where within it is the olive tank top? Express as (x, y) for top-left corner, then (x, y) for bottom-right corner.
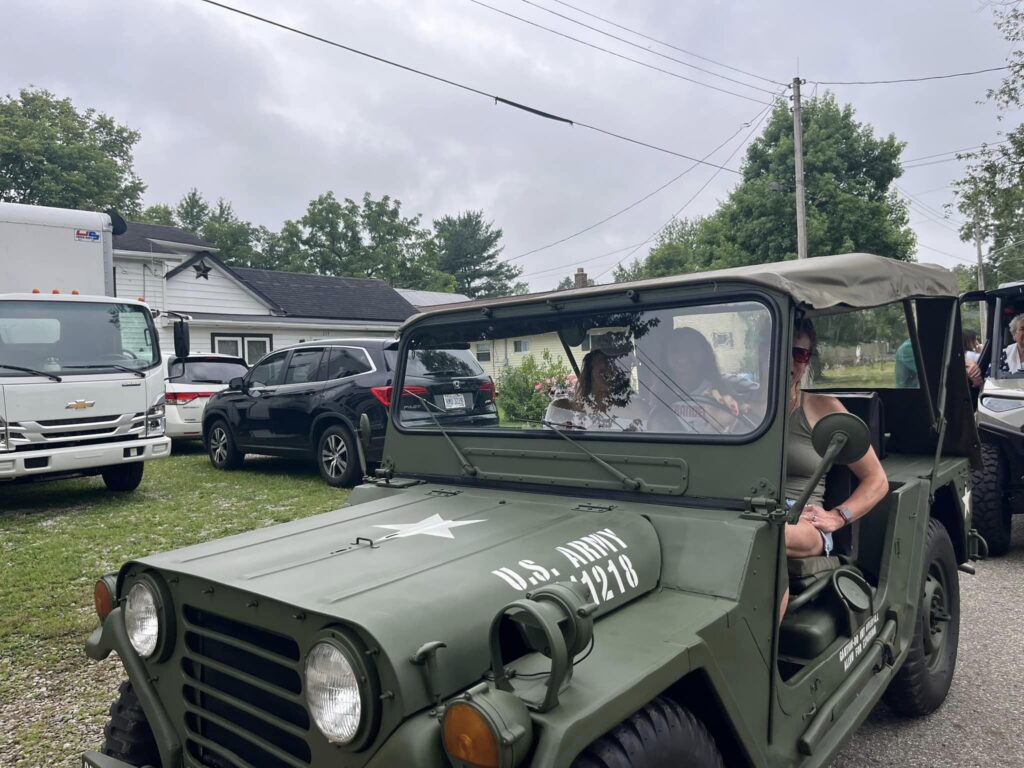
(784, 394), (826, 505)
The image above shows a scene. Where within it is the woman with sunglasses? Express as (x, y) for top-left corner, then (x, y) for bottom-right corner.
(782, 318), (888, 615)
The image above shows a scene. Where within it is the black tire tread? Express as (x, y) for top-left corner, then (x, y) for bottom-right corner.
(207, 418), (243, 470)
(101, 462), (145, 492)
(101, 680), (160, 767)
(971, 442), (1012, 556)
(883, 518), (961, 717)
(316, 424), (358, 487)
(571, 697), (725, 768)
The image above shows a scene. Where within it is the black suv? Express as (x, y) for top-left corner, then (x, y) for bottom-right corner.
(202, 338), (497, 486)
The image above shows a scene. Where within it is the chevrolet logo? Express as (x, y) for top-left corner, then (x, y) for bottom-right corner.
(65, 400), (96, 410)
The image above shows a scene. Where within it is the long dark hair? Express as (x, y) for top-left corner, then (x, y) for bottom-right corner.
(794, 316), (817, 354)
(673, 326), (723, 389)
(578, 349), (607, 401)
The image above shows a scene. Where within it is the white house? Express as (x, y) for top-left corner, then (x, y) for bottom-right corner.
(112, 222), (422, 362)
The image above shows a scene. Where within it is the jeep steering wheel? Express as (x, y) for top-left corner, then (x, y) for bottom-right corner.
(646, 395), (747, 435)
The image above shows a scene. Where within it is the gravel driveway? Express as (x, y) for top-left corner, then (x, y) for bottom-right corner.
(832, 519), (1024, 768)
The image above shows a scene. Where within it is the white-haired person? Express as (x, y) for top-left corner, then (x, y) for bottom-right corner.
(999, 313), (1024, 373)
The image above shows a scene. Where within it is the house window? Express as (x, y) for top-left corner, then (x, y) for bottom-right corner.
(212, 333), (273, 364)
(476, 342), (492, 362)
(513, 339), (529, 353)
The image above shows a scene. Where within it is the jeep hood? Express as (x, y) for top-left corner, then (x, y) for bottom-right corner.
(136, 484), (662, 710)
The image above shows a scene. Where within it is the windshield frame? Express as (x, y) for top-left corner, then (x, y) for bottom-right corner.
(0, 299), (162, 377)
(390, 288), (782, 446)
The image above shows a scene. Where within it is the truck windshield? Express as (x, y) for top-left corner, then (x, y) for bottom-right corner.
(397, 299), (773, 438)
(0, 300), (159, 377)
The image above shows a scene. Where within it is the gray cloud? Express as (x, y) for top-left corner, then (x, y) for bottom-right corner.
(0, 0), (1012, 289)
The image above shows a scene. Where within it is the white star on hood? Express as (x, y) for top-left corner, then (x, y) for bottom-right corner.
(374, 513), (485, 539)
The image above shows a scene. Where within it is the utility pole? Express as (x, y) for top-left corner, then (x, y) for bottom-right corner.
(792, 77), (808, 259)
(976, 226), (986, 342)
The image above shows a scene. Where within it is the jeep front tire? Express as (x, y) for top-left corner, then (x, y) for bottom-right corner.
(102, 680), (160, 767)
(571, 697), (725, 768)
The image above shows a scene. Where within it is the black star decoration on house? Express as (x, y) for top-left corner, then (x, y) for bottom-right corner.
(192, 260), (212, 280)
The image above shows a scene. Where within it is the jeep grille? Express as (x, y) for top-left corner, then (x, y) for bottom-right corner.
(181, 605), (311, 768)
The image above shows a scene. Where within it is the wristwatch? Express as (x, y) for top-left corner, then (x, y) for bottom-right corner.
(836, 506), (854, 526)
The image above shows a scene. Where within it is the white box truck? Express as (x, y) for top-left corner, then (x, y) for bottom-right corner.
(0, 202), (171, 491)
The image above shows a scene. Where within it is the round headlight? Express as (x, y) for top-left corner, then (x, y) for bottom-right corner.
(305, 641), (362, 744)
(124, 582), (160, 658)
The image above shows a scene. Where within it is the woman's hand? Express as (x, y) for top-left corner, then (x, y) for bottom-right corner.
(709, 388), (740, 416)
(799, 504), (846, 533)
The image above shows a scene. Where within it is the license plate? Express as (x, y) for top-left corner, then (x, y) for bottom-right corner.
(443, 393), (467, 410)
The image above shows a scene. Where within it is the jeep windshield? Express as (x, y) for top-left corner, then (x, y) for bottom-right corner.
(396, 299), (773, 438)
(0, 300), (159, 377)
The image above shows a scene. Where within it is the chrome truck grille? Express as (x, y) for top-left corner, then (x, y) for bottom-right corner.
(181, 605), (312, 768)
(7, 412), (144, 451)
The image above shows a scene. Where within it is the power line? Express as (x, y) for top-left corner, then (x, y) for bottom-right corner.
(521, 242), (648, 280)
(468, 0), (773, 105)
(916, 241), (974, 263)
(515, 0), (778, 95)
(903, 140), (1007, 164)
(197, 0), (746, 173)
(903, 156), (970, 169)
(509, 103), (774, 262)
(594, 100), (776, 281)
(543, 0), (785, 86)
(812, 65), (1008, 86)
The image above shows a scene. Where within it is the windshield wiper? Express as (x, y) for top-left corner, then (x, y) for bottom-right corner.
(63, 364), (145, 378)
(0, 364), (62, 382)
(400, 389), (481, 477)
(508, 417), (643, 491)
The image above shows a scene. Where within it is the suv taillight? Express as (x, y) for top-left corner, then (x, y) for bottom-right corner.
(165, 391), (215, 405)
(479, 379), (496, 401)
(371, 385), (428, 407)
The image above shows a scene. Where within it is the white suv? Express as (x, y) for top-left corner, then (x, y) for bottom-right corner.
(164, 354), (249, 440)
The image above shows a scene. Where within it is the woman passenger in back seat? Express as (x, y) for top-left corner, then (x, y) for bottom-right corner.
(782, 318), (888, 616)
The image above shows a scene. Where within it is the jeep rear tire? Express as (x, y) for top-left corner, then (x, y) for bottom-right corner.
(102, 680), (160, 767)
(101, 463), (145, 492)
(570, 697), (725, 768)
(971, 442), (1012, 556)
(883, 518), (960, 717)
(317, 424), (358, 487)
(206, 419), (243, 470)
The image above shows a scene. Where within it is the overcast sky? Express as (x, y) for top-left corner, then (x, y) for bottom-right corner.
(1, 0), (1016, 290)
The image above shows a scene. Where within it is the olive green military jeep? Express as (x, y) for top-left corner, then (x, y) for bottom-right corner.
(83, 253), (985, 768)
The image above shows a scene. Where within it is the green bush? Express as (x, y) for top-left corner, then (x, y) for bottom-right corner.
(496, 351), (574, 423)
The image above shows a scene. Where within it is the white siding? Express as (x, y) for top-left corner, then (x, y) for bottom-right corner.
(476, 332), (581, 379)
(165, 266), (270, 315)
(114, 258), (168, 307)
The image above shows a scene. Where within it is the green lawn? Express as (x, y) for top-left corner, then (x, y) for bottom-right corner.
(0, 444), (348, 768)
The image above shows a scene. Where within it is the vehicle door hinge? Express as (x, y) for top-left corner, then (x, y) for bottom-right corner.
(741, 496), (785, 522)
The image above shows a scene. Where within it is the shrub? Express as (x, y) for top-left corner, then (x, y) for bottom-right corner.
(496, 351), (574, 423)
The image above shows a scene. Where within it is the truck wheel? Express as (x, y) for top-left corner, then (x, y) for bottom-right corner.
(101, 463), (145, 492)
(883, 518), (961, 717)
(571, 697), (725, 768)
(971, 443), (1012, 556)
(207, 419), (243, 470)
(102, 680), (160, 767)
(317, 424), (358, 487)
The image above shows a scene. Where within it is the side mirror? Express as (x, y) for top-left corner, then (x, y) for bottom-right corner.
(228, 377), (245, 392)
(173, 320), (190, 359)
(788, 412), (870, 524)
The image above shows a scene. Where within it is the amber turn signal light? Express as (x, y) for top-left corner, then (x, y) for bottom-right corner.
(94, 575), (117, 620)
(442, 702), (500, 768)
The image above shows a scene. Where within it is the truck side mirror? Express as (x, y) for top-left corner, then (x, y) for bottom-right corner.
(173, 320), (190, 360)
(787, 412), (870, 524)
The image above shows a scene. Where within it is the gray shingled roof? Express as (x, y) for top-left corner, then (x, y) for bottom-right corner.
(232, 268), (417, 322)
(114, 222), (213, 254)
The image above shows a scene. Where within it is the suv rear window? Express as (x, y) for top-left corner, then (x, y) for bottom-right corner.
(387, 348), (484, 377)
(172, 358), (249, 384)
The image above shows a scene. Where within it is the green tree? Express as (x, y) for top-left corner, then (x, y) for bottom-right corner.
(175, 188), (211, 233)
(0, 88), (145, 214)
(495, 351), (572, 422)
(616, 94), (914, 280)
(276, 192), (455, 290)
(433, 211), (525, 297)
(555, 273), (595, 290)
(954, 4), (1024, 285)
(139, 203), (176, 226)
